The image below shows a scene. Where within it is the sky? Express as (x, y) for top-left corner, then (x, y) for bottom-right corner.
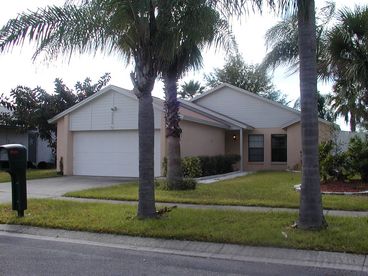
(0, 0), (367, 130)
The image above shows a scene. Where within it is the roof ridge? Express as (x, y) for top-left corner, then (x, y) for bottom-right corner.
(179, 99), (254, 129)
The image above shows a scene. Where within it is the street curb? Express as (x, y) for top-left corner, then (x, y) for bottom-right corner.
(0, 224), (366, 272)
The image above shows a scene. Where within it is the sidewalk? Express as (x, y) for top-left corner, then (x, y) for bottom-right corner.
(58, 196), (368, 217)
(0, 223), (366, 273)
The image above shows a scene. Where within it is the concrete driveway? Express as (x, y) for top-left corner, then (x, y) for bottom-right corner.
(0, 176), (135, 204)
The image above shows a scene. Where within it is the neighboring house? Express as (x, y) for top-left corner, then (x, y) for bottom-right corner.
(48, 83), (333, 177)
(0, 106), (54, 164)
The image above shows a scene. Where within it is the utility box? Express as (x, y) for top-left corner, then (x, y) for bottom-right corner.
(0, 144), (27, 217)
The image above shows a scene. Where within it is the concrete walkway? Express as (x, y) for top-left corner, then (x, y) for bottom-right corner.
(58, 197), (368, 217)
(0, 223), (366, 273)
(196, 171), (250, 184)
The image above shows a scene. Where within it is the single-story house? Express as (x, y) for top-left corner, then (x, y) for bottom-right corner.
(48, 83), (333, 177)
(0, 106), (54, 164)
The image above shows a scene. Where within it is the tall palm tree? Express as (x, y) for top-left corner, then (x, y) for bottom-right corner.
(296, 0), (326, 229)
(161, 0), (234, 189)
(233, 0), (326, 229)
(326, 6), (368, 105)
(0, 0), (181, 218)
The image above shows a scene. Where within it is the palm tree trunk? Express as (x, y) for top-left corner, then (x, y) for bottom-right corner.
(297, 0), (326, 230)
(164, 73), (183, 189)
(350, 111), (356, 132)
(137, 91), (157, 218)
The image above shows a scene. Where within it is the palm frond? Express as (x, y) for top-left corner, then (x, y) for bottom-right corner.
(0, 1), (139, 63)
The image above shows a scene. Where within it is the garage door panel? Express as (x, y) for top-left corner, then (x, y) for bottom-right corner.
(73, 130), (160, 177)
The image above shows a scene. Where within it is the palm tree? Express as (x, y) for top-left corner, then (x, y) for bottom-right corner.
(179, 80), (205, 99)
(0, 0), (181, 218)
(263, 4), (368, 129)
(249, 0), (326, 229)
(326, 6), (368, 105)
(161, 0), (234, 189)
(262, 1), (335, 76)
(328, 80), (365, 132)
(296, 0), (326, 229)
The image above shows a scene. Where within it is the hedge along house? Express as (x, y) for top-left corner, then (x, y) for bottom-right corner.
(48, 84), (333, 177)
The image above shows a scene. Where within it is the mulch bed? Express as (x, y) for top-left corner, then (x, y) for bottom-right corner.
(321, 180), (368, 193)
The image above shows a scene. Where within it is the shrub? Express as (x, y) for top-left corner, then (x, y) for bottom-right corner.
(319, 141), (353, 181)
(156, 178), (197, 190)
(37, 161), (55, 170)
(348, 136), (368, 182)
(198, 154), (240, 176)
(162, 157), (168, 177)
(162, 154), (240, 178)
(182, 157), (202, 178)
(27, 161), (36, 169)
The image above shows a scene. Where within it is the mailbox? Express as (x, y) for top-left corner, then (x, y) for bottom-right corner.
(0, 144), (27, 217)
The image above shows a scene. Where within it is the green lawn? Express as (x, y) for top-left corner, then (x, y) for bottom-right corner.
(1, 199), (368, 254)
(65, 171), (368, 211)
(0, 169), (58, 183)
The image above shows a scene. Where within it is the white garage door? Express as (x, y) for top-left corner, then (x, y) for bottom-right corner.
(73, 130), (161, 177)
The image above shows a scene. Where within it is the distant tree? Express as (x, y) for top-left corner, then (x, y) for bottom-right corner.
(179, 80), (205, 99)
(205, 53), (289, 105)
(327, 80), (366, 132)
(293, 91), (334, 122)
(75, 73), (111, 101)
(0, 73), (111, 152)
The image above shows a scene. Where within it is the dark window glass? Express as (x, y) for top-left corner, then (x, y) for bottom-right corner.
(271, 134), (287, 162)
(248, 135), (264, 162)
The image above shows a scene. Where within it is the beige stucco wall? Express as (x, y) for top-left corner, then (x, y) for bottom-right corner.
(56, 115), (73, 175)
(224, 125), (332, 172)
(287, 121), (333, 170)
(225, 128), (288, 171)
(180, 120), (225, 157)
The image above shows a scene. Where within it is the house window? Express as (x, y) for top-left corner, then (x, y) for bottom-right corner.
(271, 134), (287, 162)
(248, 134), (264, 162)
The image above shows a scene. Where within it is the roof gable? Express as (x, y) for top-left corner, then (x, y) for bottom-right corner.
(48, 85), (163, 124)
(191, 83), (301, 128)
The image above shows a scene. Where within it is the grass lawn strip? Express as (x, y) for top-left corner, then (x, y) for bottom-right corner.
(0, 199), (368, 254)
(0, 169), (58, 183)
(65, 171), (368, 211)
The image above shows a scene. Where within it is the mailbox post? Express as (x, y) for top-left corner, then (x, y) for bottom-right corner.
(0, 144), (27, 217)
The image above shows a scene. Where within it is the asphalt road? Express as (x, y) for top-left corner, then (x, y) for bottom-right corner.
(0, 233), (363, 276)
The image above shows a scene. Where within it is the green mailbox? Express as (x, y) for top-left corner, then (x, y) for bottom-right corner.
(0, 144), (27, 217)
